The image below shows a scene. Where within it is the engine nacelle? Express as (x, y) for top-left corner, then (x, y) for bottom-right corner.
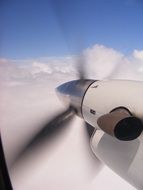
(82, 80), (143, 141)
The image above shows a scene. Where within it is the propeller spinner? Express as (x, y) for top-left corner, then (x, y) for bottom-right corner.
(56, 79), (95, 117)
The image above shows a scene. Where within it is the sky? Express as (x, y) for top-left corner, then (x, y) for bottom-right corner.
(1, 0), (143, 59)
(1, 1), (143, 190)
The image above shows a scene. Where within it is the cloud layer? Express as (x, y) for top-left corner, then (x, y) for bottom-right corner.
(1, 44), (143, 86)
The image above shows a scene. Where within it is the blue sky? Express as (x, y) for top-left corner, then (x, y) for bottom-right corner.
(1, 0), (143, 59)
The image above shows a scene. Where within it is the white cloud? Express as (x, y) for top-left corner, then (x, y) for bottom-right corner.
(84, 44), (123, 79)
(0, 57), (76, 85)
(32, 62), (53, 74)
(1, 44), (143, 85)
(133, 49), (143, 62)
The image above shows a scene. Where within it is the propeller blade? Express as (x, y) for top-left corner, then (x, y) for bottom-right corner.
(50, 1), (87, 80)
(76, 53), (87, 80)
(83, 122), (103, 177)
(12, 106), (75, 167)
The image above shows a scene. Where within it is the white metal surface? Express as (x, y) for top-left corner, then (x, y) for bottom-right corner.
(90, 130), (143, 190)
(82, 80), (143, 128)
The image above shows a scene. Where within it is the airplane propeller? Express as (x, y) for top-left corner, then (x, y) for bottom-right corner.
(10, 0), (103, 180)
(11, 52), (102, 178)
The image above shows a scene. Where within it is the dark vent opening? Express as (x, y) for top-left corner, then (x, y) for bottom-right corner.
(114, 117), (143, 141)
